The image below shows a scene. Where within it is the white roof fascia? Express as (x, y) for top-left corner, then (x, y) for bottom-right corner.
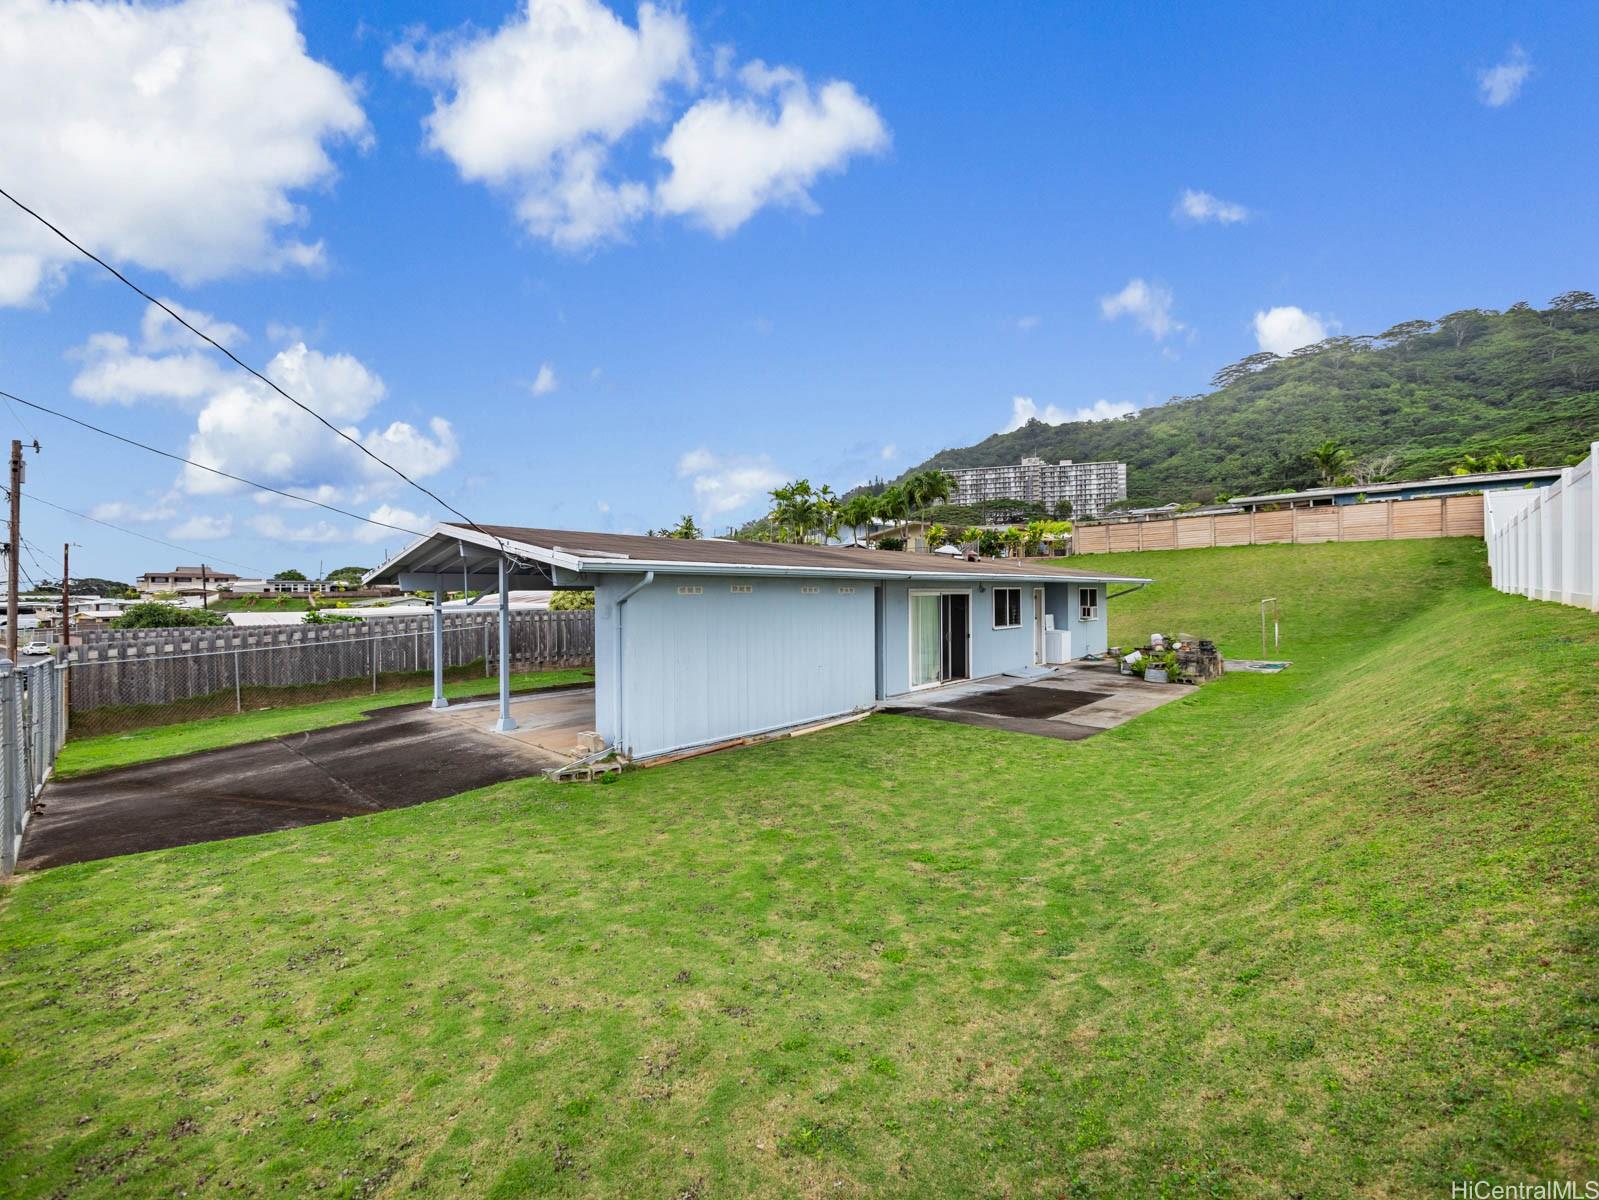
(563, 557), (1151, 586)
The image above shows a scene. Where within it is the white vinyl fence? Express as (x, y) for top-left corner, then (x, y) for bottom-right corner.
(1486, 440), (1599, 611)
(1, 660), (68, 876)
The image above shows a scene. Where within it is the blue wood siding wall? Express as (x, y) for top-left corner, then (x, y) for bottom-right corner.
(596, 573), (876, 758)
(880, 578), (1110, 695)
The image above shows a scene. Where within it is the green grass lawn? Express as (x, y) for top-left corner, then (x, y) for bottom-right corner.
(54, 668), (593, 779)
(2, 539), (1595, 1197)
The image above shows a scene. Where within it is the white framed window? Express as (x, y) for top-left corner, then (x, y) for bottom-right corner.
(992, 586), (1022, 629)
(1078, 586), (1099, 622)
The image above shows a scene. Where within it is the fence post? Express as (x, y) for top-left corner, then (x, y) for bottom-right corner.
(1591, 441), (1599, 613)
(1, 665), (14, 878)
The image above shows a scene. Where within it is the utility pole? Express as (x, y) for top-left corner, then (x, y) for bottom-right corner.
(200, 562), (209, 610)
(61, 542), (71, 709)
(61, 542), (70, 649)
(6, 439), (21, 662)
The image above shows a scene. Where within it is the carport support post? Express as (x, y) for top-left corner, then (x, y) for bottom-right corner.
(493, 556), (517, 732)
(430, 585), (447, 709)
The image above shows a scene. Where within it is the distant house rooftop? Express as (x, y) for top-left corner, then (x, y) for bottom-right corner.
(1229, 466), (1563, 510)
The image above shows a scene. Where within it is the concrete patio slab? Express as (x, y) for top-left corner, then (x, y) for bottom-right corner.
(881, 661), (1187, 741)
(18, 687), (596, 872)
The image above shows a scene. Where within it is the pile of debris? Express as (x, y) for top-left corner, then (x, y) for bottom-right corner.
(1111, 633), (1224, 685)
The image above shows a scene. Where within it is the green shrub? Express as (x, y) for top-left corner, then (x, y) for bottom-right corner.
(111, 603), (226, 629)
(549, 590), (595, 611)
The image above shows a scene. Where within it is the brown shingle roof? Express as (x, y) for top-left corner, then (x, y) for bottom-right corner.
(450, 524), (1149, 583)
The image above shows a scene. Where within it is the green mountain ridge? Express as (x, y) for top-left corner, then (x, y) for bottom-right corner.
(909, 298), (1599, 507)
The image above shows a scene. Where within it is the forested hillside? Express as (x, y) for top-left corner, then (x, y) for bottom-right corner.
(913, 296), (1599, 506)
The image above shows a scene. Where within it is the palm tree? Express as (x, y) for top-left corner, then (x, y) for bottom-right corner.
(926, 523), (949, 551)
(1453, 449), (1527, 476)
(921, 470), (954, 522)
(874, 485), (910, 529)
(816, 484), (839, 543)
(666, 514), (701, 539)
(1308, 439), (1352, 486)
(999, 527), (1026, 558)
(839, 494), (876, 545)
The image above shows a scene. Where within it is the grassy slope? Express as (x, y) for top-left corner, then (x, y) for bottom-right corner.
(2, 540), (1594, 1197)
(54, 669), (593, 779)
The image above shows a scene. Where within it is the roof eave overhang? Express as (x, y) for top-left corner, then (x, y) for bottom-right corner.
(567, 558), (1152, 586)
(364, 525), (1152, 588)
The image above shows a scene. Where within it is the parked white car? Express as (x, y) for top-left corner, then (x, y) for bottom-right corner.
(21, 641), (53, 656)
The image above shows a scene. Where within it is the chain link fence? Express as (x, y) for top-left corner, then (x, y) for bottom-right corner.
(66, 611), (594, 738)
(2, 659), (68, 876)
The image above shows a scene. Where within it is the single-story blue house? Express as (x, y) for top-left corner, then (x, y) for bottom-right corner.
(368, 525), (1152, 761)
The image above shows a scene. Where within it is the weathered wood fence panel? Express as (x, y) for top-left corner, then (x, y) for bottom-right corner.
(1072, 493), (1486, 555)
(66, 611), (594, 714)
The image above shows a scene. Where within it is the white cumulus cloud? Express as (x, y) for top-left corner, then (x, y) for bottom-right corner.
(389, 0), (693, 248)
(676, 447), (785, 517)
(248, 513), (345, 544)
(68, 318), (459, 504)
(1252, 305), (1330, 355)
(1003, 396), (1136, 433)
(1478, 44), (1531, 107)
(1174, 188), (1251, 224)
(1099, 278), (1183, 340)
(389, 0), (885, 249)
(169, 513), (232, 540)
(70, 300), (244, 404)
(655, 62), (888, 235)
(0, 0), (367, 305)
(358, 504), (432, 542)
(90, 498), (177, 523)
(530, 363), (559, 395)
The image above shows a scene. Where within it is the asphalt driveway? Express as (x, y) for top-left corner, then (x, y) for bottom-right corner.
(18, 687), (594, 872)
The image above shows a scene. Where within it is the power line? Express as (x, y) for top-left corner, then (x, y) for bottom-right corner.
(0, 387), (427, 539)
(20, 490), (260, 573)
(0, 183), (495, 549)
(0, 392), (35, 441)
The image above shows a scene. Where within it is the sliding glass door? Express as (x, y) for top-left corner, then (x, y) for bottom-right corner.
(911, 593), (942, 687)
(911, 591), (970, 688)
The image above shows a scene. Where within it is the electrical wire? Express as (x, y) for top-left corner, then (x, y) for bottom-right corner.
(0, 387), (427, 539)
(0, 183), (498, 550)
(0, 391), (36, 441)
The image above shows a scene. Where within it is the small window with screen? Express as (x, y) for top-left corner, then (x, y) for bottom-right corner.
(993, 587), (1022, 629)
(1079, 587), (1099, 622)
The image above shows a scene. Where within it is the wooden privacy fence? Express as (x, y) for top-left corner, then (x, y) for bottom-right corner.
(1072, 493), (1485, 555)
(1486, 441), (1598, 611)
(66, 610), (594, 720)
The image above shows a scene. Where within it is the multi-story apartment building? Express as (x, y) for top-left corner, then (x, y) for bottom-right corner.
(946, 457), (1128, 518)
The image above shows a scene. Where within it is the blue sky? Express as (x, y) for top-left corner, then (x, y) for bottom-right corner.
(0, 0), (1595, 581)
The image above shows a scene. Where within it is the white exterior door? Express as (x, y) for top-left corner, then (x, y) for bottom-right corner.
(1033, 587), (1046, 664)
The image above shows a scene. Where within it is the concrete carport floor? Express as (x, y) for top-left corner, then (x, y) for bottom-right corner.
(18, 687), (595, 872)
